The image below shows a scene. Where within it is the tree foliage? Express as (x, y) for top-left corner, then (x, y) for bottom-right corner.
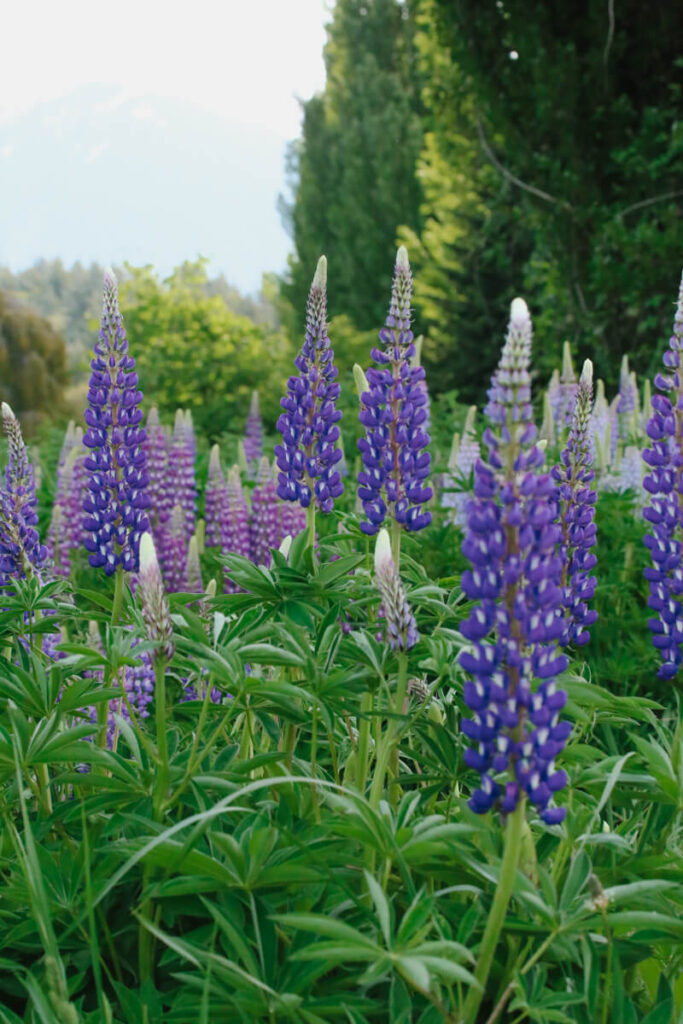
(283, 0), (682, 405)
(412, 0), (683, 397)
(120, 262), (292, 439)
(0, 291), (68, 433)
(281, 0), (424, 332)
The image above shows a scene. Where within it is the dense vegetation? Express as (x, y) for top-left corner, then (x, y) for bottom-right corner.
(0, 4), (681, 1021)
(285, 0), (682, 400)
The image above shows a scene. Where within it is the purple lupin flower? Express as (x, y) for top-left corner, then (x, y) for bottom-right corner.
(204, 444), (225, 548)
(642, 272), (683, 679)
(47, 505), (70, 578)
(249, 457), (281, 567)
(551, 360), (598, 648)
(0, 403), (47, 585)
(220, 465), (251, 592)
(47, 422), (80, 575)
(166, 410), (197, 542)
(357, 247), (432, 536)
(244, 390), (263, 478)
(374, 528), (418, 650)
(275, 256), (344, 514)
(82, 270), (150, 575)
(143, 407), (170, 535)
(279, 497), (306, 543)
(186, 535), (203, 594)
(459, 298), (570, 825)
(617, 355), (636, 417)
(547, 369), (561, 427)
(555, 342), (579, 434)
(442, 406), (480, 528)
(162, 504), (188, 593)
(65, 432), (88, 551)
(84, 622), (156, 747)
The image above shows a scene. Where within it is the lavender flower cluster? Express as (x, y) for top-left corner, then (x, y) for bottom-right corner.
(643, 273), (683, 679)
(459, 299), (573, 824)
(357, 247), (432, 535)
(275, 257), (344, 515)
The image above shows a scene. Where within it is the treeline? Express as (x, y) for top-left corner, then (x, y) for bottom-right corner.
(0, 259), (280, 370)
(282, 0), (683, 401)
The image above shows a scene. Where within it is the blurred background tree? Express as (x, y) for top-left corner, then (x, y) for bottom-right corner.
(0, 291), (68, 434)
(281, 0), (682, 402)
(280, 0), (425, 332)
(120, 260), (292, 440)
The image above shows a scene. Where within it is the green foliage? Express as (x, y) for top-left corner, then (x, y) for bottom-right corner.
(0, 292), (68, 434)
(0, 519), (680, 1022)
(120, 261), (292, 439)
(281, 0), (424, 333)
(417, 0), (683, 395)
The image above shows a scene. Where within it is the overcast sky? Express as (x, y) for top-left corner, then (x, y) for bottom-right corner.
(0, 0), (330, 291)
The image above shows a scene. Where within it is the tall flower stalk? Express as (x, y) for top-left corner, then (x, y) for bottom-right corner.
(357, 247), (431, 556)
(0, 403), (47, 586)
(459, 297), (570, 1022)
(244, 390), (263, 478)
(552, 360), (598, 647)
(204, 444), (225, 548)
(220, 466), (251, 592)
(368, 528), (417, 811)
(82, 270), (150, 620)
(275, 256), (344, 545)
(643, 271), (683, 679)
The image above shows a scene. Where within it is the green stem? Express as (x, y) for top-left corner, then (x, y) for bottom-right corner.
(463, 799), (526, 1024)
(152, 659), (169, 820)
(390, 518), (402, 566)
(310, 702), (320, 822)
(140, 656), (168, 986)
(111, 564), (125, 626)
(36, 763), (52, 816)
(356, 690), (373, 795)
(306, 502), (316, 552)
(368, 653), (408, 810)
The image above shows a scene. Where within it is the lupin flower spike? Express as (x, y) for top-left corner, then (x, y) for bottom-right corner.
(556, 341), (578, 433)
(204, 444), (225, 548)
(642, 271), (683, 679)
(167, 410), (197, 541)
(357, 247), (432, 535)
(220, 465), (251, 592)
(275, 256), (344, 514)
(186, 535), (203, 594)
(617, 355), (636, 417)
(138, 532), (174, 662)
(0, 403), (47, 584)
(443, 406), (480, 528)
(164, 503), (188, 593)
(540, 391), (556, 446)
(143, 407), (170, 534)
(551, 359), (598, 647)
(374, 528), (418, 650)
(249, 457), (281, 567)
(244, 390), (263, 476)
(460, 297), (570, 824)
(82, 270), (150, 575)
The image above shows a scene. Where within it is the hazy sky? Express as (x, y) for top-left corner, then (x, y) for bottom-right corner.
(0, 0), (330, 291)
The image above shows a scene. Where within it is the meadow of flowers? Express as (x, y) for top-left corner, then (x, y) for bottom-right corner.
(0, 250), (681, 1023)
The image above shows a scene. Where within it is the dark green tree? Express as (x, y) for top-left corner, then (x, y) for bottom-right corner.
(281, 0), (424, 331)
(417, 0), (682, 396)
(0, 292), (69, 433)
